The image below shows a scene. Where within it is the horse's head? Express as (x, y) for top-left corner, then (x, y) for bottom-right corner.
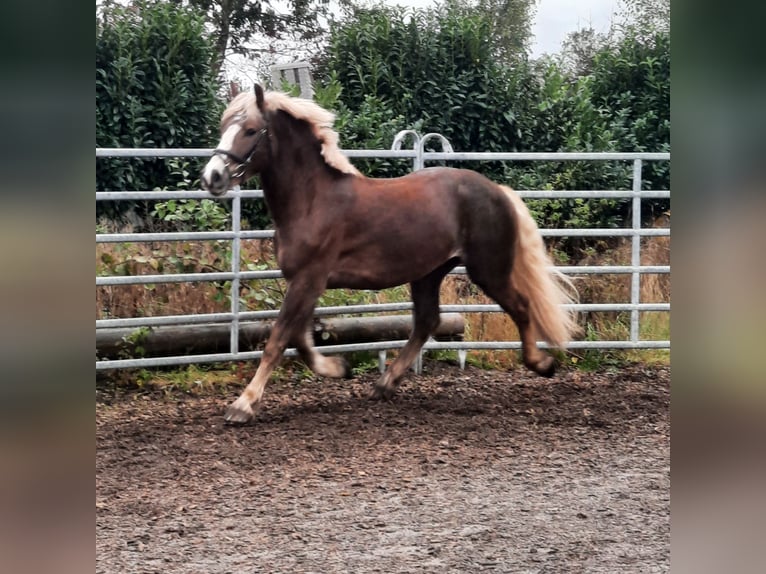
(201, 85), (270, 196)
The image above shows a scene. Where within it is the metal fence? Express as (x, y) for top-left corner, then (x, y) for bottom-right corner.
(96, 133), (670, 371)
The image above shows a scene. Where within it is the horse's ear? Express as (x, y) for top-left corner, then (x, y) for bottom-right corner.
(254, 84), (265, 112)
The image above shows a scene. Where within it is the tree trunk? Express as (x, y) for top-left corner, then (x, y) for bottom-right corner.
(211, 0), (232, 78)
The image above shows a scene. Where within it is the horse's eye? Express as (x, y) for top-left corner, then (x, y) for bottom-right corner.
(244, 128), (257, 137)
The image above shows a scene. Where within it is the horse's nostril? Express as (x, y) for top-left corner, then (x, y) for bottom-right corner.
(211, 170), (221, 183)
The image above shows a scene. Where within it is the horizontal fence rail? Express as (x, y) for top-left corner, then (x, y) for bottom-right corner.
(96, 139), (670, 370)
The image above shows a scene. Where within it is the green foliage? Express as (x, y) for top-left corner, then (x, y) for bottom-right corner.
(502, 64), (634, 247)
(317, 2), (530, 181)
(96, 0), (223, 220)
(473, 0), (537, 63)
(591, 32), (670, 193)
(558, 27), (610, 76)
(614, 0), (670, 41)
(118, 327), (152, 359)
(349, 351), (381, 376)
(240, 262), (284, 311)
(151, 198), (230, 232)
(315, 81), (412, 177)
(133, 364), (235, 395)
(98, 240), (229, 277)
(148, 158), (231, 232)
(567, 320), (630, 371)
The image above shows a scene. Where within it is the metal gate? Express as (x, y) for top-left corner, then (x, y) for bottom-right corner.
(96, 134), (670, 371)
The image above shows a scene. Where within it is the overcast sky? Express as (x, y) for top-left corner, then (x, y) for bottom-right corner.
(387, 0), (620, 57)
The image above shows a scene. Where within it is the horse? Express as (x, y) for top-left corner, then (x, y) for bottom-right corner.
(201, 85), (579, 423)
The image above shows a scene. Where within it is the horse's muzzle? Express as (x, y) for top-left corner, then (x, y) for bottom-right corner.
(201, 156), (230, 197)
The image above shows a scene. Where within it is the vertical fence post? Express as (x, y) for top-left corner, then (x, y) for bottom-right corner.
(631, 160), (643, 344)
(418, 133), (453, 172)
(391, 130), (421, 172)
(230, 186), (242, 356)
(413, 351), (423, 375)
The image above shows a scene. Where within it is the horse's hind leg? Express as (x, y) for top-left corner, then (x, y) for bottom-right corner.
(296, 324), (351, 379)
(372, 264), (453, 399)
(496, 284), (556, 376)
(468, 269), (556, 377)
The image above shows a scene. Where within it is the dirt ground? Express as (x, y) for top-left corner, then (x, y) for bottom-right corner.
(96, 361), (670, 573)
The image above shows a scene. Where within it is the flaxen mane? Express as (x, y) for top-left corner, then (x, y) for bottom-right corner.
(222, 91), (360, 176)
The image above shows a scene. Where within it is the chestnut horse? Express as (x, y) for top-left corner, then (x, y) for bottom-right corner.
(201, 85), (579, 423)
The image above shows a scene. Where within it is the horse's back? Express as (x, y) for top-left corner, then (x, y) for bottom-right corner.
(349, 167), (514, 232)
(350, 165), (515, 250)
(365, 166), (494, 188)
(358, 167), (508, 206)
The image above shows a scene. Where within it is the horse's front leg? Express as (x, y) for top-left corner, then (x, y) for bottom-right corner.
(225, 276), (326, 424)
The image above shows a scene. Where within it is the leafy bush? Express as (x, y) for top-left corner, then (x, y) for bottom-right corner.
(314, 81), (412, 177)
(96, 0), (223, 221)
(591, 32), (670, 218)
(317, 4), (524, 161)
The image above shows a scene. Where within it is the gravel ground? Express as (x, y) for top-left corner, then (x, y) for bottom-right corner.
(97, 361), (669, 573)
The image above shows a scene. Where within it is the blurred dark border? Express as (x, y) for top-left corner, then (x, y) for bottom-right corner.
(673, 0), (766, 572)
(0, 2), (93, 574)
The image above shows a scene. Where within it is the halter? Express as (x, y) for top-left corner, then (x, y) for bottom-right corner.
(213, 126), (268, 179)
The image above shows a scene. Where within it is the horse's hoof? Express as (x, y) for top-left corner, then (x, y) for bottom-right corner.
(369, 383), (396, 401)
(340, 357), (353, 379)
(224, 401), (255, 425)
(536, 356), (556, 378)
(314, 356), (352, 379)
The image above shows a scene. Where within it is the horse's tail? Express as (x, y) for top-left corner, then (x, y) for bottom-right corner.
(501, 185), (580, 349)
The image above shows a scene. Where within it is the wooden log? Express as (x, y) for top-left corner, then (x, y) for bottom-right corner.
(96, 313), (464, 360)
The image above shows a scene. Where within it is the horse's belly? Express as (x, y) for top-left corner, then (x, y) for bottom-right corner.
(328, 193), (463, 289)
(327, 246), (461, 290)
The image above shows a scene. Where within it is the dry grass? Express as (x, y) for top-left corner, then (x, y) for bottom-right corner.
(96, 233), (281, 320)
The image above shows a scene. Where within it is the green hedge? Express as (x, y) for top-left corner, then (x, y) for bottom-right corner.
(96, 0), (223, 221)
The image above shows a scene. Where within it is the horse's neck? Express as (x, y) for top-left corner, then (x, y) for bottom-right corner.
(261, 116), (341, 227)
(261, 152), (329, 228)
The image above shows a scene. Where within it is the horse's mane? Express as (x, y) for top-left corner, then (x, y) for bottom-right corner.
(223, 91), (360, 176)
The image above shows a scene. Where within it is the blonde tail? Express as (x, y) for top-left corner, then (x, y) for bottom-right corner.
(501, 186), (580, 349)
